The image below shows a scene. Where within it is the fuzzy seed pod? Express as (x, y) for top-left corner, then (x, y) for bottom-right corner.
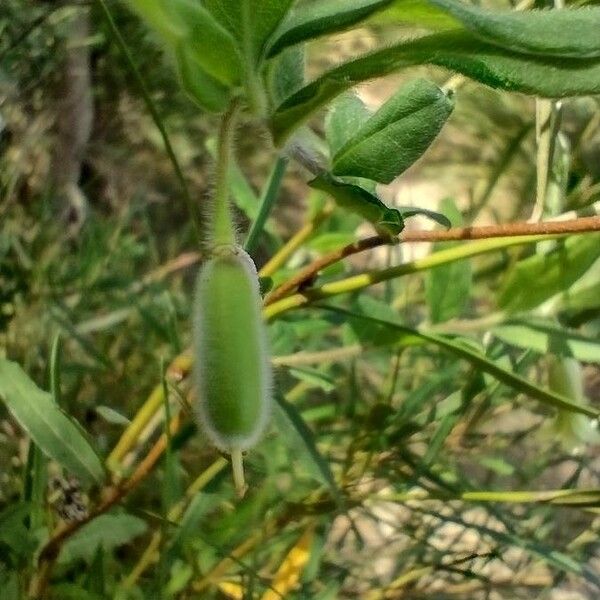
(193, 245), (271, 456)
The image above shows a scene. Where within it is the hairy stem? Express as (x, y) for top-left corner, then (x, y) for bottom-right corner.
(212, 100), (241, 247)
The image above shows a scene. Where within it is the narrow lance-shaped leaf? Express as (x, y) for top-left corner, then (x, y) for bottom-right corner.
(269, 0), (600, 61)
(271, 31), (600, 143)
(427, 0), (600, 58)
(332, 79), (454, 184)
(0, 359), (105, 486)
(498, 233), (600, 313)
(321, 304), (600, 419)
(493, 320), (600, 365)
(267, 0), (394, 57)
(275, 394), (342, 506)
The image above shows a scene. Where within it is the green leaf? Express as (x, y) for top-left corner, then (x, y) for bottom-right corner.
(477, 456), (514, 476)
(58, 513), (147, 565)
(322, 303), (600, 419)
(425, 198), (470, 323)
(493, 320), (600, 364)
(266, 45), (306, 107)
(0, 503), (37, 558)
(167, 493), (211, 556)
(23, 441), (47, 532)
(398, 206), (451, 229)
(420, 407), (460, 467)
(124, 0), (184, 43)
(498, 234), (600, 313)
(332, 79), (453, 184)
(169, 0), (242, 85)
(427, 0), (600, 59)
(558, 280), (600, 314)
(85, 547), (106, 596)
(127, 0), (242, 85)
(271, 31), (600, 143)
(274, 394), (342, 506)
(381, 1), (600, 59)
(325, 92), (371, 157)
(0, 359), (105, 486)
(267, 0), (392, 57)
(95, 406), (131, 426)
(425, 253), (470, 323)
(375, 0), (461, 29)
(309, 173), (404, 236)
(205, 0), (294, 63)
(175, 44), (231, 113)
(307, 232), (357, 252)
(289, 367), (337, 393)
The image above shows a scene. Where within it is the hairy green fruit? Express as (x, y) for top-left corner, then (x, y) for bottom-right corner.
(193, 245), (271, 455)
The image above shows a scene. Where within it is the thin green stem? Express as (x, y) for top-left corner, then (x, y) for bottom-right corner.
(244, 156), (288, 253)
(373, 487), (600, 506)
(96, 0), (202, 246)
(212, 100), (241, 247)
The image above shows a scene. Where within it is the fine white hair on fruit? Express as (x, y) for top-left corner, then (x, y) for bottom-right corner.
(192, 245), (272, 453)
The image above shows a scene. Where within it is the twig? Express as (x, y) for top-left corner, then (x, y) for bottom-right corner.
(265, 236), (388, 304)
(265, 216), (600, 305)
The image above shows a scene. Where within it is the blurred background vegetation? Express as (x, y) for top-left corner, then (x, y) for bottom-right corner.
(1, 1), (600, 599)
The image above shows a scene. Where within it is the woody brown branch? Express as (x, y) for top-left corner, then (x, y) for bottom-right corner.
(264, 216), (600, 306)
